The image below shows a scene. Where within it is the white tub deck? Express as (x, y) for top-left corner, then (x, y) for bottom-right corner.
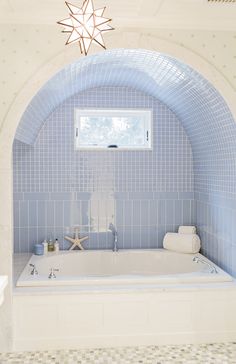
(13, 249), (236, 352)
(16, 249), (232, 287)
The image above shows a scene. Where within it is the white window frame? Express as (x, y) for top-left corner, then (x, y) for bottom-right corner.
(74, 108), (153, 151)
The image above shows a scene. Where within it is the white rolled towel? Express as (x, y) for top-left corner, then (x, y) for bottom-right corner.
(178, 225), (196, 234)
(163, 232), (201, 254)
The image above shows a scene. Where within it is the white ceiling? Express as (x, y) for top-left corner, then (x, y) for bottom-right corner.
(1, 0), (236, 30)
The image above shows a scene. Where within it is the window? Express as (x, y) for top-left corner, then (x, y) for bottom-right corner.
(75, 109), (152, 150)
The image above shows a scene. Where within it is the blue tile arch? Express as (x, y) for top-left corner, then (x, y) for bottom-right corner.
(13, 49), (236, 277)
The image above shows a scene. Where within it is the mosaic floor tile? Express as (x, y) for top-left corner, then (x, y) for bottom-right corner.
(0, 343), (236, 364)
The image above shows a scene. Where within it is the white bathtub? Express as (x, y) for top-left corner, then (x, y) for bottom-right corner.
(13, 248), (236, 351)
(16, 249), (232, 287)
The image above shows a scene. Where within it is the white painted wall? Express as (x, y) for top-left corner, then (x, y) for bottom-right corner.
(0, 22), (235, 351)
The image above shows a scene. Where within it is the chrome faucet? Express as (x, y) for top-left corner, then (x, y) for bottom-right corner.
(109, 223), (118, 252)
(193, 256), (218, 274)
(29, 264), (38, 276)
(48, 268), (59, 279)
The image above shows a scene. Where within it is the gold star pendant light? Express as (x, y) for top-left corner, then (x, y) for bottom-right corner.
(58, 0), (114, 55)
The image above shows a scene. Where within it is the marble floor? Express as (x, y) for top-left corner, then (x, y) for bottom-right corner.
(0, 343), (236, 364)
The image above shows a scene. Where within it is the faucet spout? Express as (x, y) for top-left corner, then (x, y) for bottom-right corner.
(109, 223), (118, 252)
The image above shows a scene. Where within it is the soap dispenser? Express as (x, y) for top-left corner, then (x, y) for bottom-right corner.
(54, 238), (59, 252)
(42, 239), (48, 254)
(48, 239), (54, 252)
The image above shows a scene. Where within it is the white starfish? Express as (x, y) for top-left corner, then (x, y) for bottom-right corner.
(58, 0), (114, 55)
(65, 228), (88, 250)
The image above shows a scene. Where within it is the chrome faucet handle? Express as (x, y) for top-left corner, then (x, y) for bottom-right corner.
(48, 268), (59, 279)
(29, 263), (38, 275)
(193, 256), (218, 274)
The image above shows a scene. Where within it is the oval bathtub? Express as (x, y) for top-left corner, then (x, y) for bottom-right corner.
(16, 249), (233, 287)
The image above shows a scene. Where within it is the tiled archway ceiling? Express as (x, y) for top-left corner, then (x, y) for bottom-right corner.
(15, 48), (235, 163)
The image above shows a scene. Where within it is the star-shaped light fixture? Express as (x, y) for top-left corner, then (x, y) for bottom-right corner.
(58, 0), (114, 55)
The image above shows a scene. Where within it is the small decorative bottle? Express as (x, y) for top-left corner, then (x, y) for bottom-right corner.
(48, 239), (54, 252)
(42, 239), (48, 254)
(54, 238), (59, 252)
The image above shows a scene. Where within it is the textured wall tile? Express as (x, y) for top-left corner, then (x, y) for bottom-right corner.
(19, 201), (28, 228)
(13, 201), (20, 228)
(45, 201), (54, 227)
(37, 201), (46, 227)
(28, 200), (37, 227)
(13, 87), (194, 253)
(182, 200), (191, 225)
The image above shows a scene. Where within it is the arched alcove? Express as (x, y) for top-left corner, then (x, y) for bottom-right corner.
(13, 49), (236, 277)
(1, 35), (236, 350)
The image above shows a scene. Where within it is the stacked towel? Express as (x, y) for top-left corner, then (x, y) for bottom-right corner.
(163, 232), (201, 254)
(178, 226), (196, 234)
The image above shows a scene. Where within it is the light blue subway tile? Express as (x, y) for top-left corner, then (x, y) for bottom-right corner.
(198, 193), (209, 203)
(132, 226), (141, 249)
(149, 226), (158, 248)
(107, 230), (114, 249)
(70, 201), (82, 226)
(81, 200), (90, 225)
(28, 227), (38, 246)
(132, 201), (141, 226)
(13, 193), (24, 201)
(44, 227), (53, 242)
(29, 200), (37, 227)
(115, 200), (123, 227)
(13, 227), (20, 253)
(140, 226), (150, 248)
(231, 245), (236, 277)
(140, 200), (150, 226)
(63, 201), (71, 227)
(76, 192), (91, 200)
(123, 226), (132, 249)
(98, 232), (108, 250)
(182, 200), (191, 225)
(123, 201), (132, 226)
(174, 200), (183, 226)
(24, 193), (50, 200)
(13, 201), (20, 228)
(158, 200), (165, 225)
(19, 228), (29, 253)
(19, 201), (29, 227)
(178, 192), (194, 199)
(46, 201), (54, 227)
(54, 201), (64, 226)
(37, 201), (46, 227)
(88, 232), (99, 249)
(191, 200), (196, 223)
(50, 192), (74, 201)
(128, 192), (153, 200)
(165, 200), (175, 225)
(114, 192), (129, 200)
(154, 192), (179, 200)
(149, 200), (158, 226)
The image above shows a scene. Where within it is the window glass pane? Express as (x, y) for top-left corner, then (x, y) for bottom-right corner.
(75, 109), (152, 150)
